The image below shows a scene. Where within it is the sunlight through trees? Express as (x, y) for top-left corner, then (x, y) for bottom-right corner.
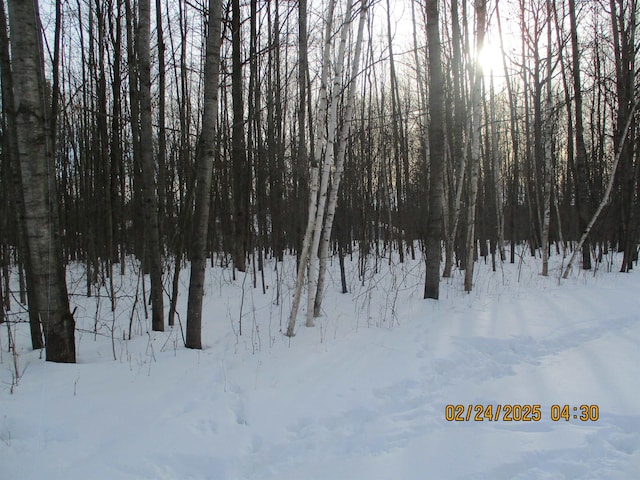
(0, 0), (639, 358)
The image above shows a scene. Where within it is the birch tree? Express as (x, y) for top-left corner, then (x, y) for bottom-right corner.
(285, 0), (336, 337)
(541, 0), (554, 276)
(314, 0), (369, 317)
(0, 0), (43, 349)
(489, 73), (506, 263)
(305, 0), (355, 327)
(7, 0), (75, 362)
(562, 100), (639, 279)
(464, 0), (487, 293)
(442, 0), (467, 279)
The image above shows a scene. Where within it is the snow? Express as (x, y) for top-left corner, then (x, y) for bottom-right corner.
(1, 249), (639, 479)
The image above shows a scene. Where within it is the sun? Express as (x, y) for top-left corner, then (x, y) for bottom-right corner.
(474, 40), (511, 92)
(476, 41), (505, 77)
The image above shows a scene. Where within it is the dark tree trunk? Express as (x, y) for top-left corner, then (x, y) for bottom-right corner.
(231, 0), (248, 272)
(156, 0), (168, 249)
(186, 0), (222, 349)
(568, 0), (592, 270)
(610, 0), (637, 272)
(137, 0), (164, 331)
(424, 0), (445, 299)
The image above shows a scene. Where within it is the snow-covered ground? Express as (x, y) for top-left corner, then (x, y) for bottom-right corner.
(1, 247), (639, 479)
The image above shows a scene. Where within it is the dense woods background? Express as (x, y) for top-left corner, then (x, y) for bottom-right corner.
(0, 0), (638, 362)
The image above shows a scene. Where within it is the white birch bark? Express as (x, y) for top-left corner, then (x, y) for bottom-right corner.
(285, 0), (336, 337)
(442, 0), (468, 279)
(490, 73), (506, 262)
(8, 0), (75, 362)
(464, 0), (486, 293)
(314, 0), (368, 317)
(306, 0), (355, 328)
(446, 118), (470, 271)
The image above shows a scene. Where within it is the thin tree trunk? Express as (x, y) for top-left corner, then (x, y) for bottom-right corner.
(125, 0), (144, 263)
(568, 0), (592, 270)
(231, 0), (249, 273)
(442, 0), (467, 278)
(314, 0), (368, 317)
(385, 0), (405, 263)
(489, 72), (506, 261)
(269, 2), (285, 262)
(496, 2), (519, 264)
(137, 0), (164, 331)
(296, 0), (309, 257)
(285, 0), (336, 337)
(562, 100), (639, 279)
(464, 0), (486, 293)
(306, 0), (354, 328)
(156, 0), (168, 251)
(108, 0), (123, 266)
(609, 0), (636, 272)
(186, 0), (222, 349)
(541, 0), (553, 277)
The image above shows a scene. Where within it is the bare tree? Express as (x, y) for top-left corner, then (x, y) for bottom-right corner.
(568, 0), (592, 270)
(463, 0), (487, 292)
(231, 0), (249, 273)
(314, 0), (369, 317)
(137, 0), (165, 331)
(424, 0), (445, 299)
(296, 0), (310, 256)
(306, 0), (355, 328)
(562, 100), (639, 279)
(385, 0), (405, 263)
(0, 0), (43, 348)
(286, 0), (336, 337)
(609, 0), (637, 272)
(186, 0), (223, 349)
(7, 0), (75, 362)
(541, 0), (554, 276)
(442, 0), (468, 279)
(156, 0), (168, 246)
(496, 1), (520, 265)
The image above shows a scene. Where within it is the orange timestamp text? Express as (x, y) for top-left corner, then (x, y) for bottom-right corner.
(444, 404), (599, 422)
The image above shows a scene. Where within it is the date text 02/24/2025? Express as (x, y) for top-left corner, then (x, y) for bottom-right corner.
(444, 404), (600, 422)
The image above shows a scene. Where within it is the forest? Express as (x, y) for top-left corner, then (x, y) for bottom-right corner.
(0, 0), (638, 363)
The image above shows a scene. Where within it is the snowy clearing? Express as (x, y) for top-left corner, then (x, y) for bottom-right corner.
(1, 250), (639, 479)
